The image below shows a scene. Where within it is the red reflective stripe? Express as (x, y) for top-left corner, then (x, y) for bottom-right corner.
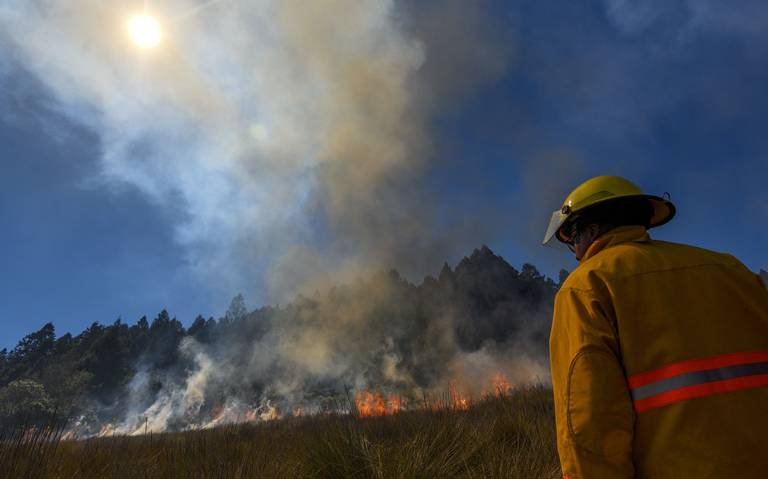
(627, 351), (768, 388)
(633, 373), (768, 413)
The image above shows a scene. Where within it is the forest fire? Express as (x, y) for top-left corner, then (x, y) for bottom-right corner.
(258, 401), (281, 421)
(59, 373), (519, 437)
(7, 244), (554, 439)
(355, 390), (403, 417)
(58, 371), (521, 439)
(448, 382), (470, 411)
(244, 409), (259, 422)
(205, 401), (281, 427)
(353, 373), (514, 418)
(491, 372), (512, 396)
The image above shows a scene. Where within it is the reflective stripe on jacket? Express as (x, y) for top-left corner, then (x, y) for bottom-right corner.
(549, 226), (768, 478)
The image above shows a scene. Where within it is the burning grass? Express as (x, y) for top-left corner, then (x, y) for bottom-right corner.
(0, 385), (559, 478)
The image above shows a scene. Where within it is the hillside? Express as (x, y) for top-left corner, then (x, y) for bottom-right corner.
(1, 386), (560, 479)
(0, 247), (566, 435)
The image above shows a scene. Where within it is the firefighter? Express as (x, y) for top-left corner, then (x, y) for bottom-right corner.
(543, 175), (768, 478)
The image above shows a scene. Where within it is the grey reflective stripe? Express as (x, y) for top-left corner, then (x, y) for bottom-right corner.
(630, 361), (768, 401)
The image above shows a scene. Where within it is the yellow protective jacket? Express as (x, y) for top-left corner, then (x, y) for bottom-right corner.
(550, 226), (768, 478)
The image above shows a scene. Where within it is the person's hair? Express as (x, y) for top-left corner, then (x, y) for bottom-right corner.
(571, 196), (653, 233)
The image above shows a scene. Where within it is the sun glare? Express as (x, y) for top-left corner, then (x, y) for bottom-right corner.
(128, 14), (162, 49)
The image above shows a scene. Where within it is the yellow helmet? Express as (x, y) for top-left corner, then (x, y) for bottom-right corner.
(542, 175), (676, 246)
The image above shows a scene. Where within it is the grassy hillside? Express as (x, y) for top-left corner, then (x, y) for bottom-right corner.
(0, 250), (560, 434)
(0, 386), (559, 479)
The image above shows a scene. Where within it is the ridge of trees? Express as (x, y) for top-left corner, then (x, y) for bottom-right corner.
(0, 246), (567, 426)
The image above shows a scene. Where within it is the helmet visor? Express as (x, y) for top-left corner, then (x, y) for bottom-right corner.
(542, 209), (570, 250)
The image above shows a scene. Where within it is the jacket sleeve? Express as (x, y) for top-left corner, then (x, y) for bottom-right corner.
(550, 286), (635, 479)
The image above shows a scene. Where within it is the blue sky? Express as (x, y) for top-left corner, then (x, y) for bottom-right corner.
(1, 0), (767, 349)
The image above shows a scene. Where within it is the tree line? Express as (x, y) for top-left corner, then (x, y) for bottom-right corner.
(0, 246), (567, 428)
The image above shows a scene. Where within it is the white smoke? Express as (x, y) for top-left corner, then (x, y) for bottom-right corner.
(0, 0), (429, 305)
(86, 337), (283, 435)
(103, 338), (215, 434)
(2, 1), (535, 436)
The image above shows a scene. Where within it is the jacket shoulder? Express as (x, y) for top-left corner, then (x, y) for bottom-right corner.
(562, 240), (746, 291)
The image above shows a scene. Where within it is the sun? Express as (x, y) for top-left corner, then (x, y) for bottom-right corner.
(128, 14), (162, 49)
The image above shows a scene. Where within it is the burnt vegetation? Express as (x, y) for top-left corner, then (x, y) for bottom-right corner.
(0, 246), (566, 435)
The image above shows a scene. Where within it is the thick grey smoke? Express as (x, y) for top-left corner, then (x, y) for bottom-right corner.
(88, 249), (555, 436)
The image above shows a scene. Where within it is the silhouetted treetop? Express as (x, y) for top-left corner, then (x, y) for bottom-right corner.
(0, 246), (561, 428)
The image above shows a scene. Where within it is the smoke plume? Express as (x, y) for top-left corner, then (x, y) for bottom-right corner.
(0, 1), (550, 435)
(0, 0), (509, 305)
(68, 246), (557, 436)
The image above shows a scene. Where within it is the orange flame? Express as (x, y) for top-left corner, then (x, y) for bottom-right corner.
(389, 394), (403, 414)
(244, 409), (259, 422)
(355, 390), (403, 417)
(448, 382), (470, 410)
(83, 371), (517, 434)
(260, 405), (281, 421)
(491, 372), (512, 396)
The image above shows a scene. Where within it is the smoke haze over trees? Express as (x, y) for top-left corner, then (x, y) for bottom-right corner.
(2, 0), (767, 363)
(0, 247), (564, 435)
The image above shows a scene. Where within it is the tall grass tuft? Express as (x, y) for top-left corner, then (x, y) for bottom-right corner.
(0, 385), (560, 478)
(0, 416), (66, 479)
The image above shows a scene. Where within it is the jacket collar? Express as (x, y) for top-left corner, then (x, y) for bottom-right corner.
(581, 225), (651, 263)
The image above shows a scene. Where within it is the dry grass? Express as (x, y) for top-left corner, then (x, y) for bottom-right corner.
(0, 386), (559, 479)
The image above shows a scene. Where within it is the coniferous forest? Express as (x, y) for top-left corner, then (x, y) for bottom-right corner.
(0, 246), (567, 434)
